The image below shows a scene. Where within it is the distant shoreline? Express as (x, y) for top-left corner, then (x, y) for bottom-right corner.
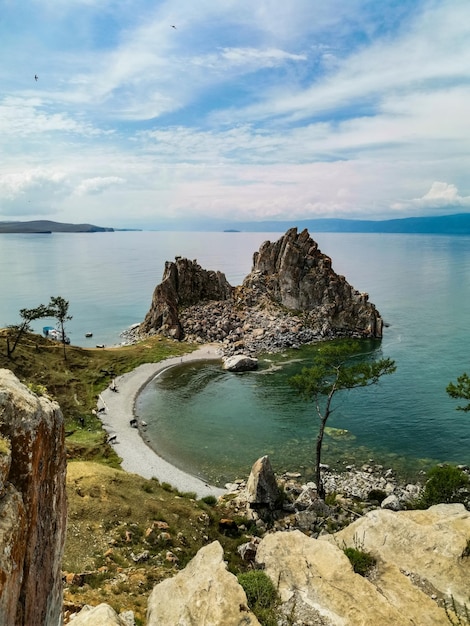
(3, 212), (470, 235)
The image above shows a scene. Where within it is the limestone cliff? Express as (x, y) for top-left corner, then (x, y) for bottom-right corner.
(0, 369), (67, 626)
(138, 228), (383, 353)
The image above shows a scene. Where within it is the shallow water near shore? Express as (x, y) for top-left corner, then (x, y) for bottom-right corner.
(136, 339), (469, 487)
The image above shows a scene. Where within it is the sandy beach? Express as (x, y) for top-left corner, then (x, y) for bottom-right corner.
(98, 344), (227, 499)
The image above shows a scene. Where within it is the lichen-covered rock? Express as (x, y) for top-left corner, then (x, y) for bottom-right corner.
(0, 369), (67, 626)
(0, 484), (27, 624)
(147, 541), (261, 625)
(0, 434), (11, 497)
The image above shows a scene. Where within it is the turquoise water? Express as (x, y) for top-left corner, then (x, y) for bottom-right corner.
(1, 231), (470, 484)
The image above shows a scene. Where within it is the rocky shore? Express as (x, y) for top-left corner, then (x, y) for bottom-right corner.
(222, 457), (427, 537)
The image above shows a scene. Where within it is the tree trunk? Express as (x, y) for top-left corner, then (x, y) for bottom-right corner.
(315, 417), (327, 499)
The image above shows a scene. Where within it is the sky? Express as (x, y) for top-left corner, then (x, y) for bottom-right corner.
(1, 0), (470, 229)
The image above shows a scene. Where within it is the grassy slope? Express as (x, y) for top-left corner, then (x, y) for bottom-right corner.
(0, 330), (250, 624)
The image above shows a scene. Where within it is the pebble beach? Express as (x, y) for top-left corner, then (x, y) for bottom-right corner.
(98, 344), (227, 499)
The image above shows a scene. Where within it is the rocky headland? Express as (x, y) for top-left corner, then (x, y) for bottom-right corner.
(135, 228), (383, 355)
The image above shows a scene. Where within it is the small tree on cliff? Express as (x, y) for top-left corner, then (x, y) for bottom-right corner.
(50, 296), (72, 360)
(446, 373), (470, 412)
(289, 340), (396, 499)
(6, 303), (54, 358)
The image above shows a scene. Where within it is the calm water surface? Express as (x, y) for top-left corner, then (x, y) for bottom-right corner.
(1, 231), (469, 484)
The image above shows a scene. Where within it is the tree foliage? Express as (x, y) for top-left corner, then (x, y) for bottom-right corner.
(6, 303), (54, 358)
(5, 296), (72, 359)
(417, 465), (469, 508)
(289, 340), (396, 499)
(49, 296), (72, 359)
(447, 373), (470, 412)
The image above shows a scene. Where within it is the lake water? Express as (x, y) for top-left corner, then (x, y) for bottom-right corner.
(1, 231), (469, 484)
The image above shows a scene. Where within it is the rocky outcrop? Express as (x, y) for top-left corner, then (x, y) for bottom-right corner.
(245, 455), (280, 511)
(243, 227), (382, 338)
(137, 228), (383, 354)
(222, 354), (258, 372)
(0, 369), (67, 626)
(146, 540), (261, 625)
(258, 503), (470, 625)
(140, 257), (233, 339)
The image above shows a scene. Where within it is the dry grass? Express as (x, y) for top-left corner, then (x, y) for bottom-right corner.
(64, 462), (251, 624)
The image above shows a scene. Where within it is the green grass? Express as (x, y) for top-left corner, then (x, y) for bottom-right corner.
(238, 570), (280, 626)
(343, 546), (376, 576)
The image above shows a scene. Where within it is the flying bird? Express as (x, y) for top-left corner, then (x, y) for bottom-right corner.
(170, 24), (176, 29)
(34, 74), (38, 81)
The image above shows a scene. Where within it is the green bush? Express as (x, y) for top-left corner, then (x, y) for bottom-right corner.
(367, 489), (387, 504)
(343, 547), (376, 576)
(237, 570), (279, 626)
(200, 495), (217, 506)
(417, 465), (469, 508)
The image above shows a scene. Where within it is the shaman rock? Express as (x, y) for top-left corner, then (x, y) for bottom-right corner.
(0, 369), (67, 626)
(147, 540), (261, 625)
(138, 229), (383, 354)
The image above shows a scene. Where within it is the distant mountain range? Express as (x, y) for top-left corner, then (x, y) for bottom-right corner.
(2, 213), (470, 235)
(0, 220), (114, 233)
(223, 212), (470, 235)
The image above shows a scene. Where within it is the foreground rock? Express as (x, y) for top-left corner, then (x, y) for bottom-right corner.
(256, 503), (469, 625)
(137, 228), (383, 355)
(147, 541), (261, 625)
(0, 369), (67, 626)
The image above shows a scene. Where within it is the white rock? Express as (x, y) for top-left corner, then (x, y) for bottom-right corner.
(222, 354), (258, 371)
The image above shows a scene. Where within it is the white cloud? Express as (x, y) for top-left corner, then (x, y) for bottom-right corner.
(392, 182), (470, 213)
(74, 176), (126, 195)
(2, 0), (470, 226)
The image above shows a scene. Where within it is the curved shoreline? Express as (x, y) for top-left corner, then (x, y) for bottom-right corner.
(98, 344), (227, 499)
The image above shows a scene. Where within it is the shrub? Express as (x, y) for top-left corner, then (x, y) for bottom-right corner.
(200, 495), (217, 506)
(367, 489), (387, 504)
(417, 465), (469, 508)
(237, 570), (279, 626)
(344, 546), (376, 576)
